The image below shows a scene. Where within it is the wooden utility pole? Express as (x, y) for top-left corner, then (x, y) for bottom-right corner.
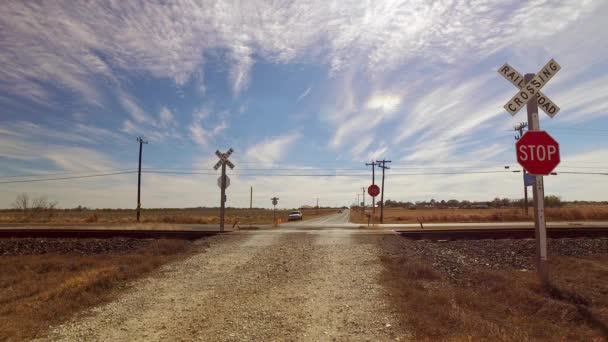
(136, 137), (148, 222)
(514, 122), (529, 215)
(250, 186), (253, 209)
(376, 160), (391, 223)
(365, 161), (377, 214)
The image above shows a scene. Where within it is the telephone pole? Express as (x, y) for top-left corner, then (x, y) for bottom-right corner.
(514, 122), (529, 215)
(376, 159), (391, 223)
(136, 137), (148, 222)
(361, 187), (366, 210)
(365, 161), (377, 214)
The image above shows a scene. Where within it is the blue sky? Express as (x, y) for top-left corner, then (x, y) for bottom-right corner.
(1, 0), (608, 209)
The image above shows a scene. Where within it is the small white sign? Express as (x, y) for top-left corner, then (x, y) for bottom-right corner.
(217, 176), (230, 189)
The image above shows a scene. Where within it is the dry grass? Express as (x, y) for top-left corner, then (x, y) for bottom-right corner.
(351, 205), (608, 223)
(0, 208), (339, 225)
(381, 254), (608, 341)
(0, 239), (197, 341)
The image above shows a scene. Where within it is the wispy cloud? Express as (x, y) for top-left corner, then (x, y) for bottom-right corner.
(245, 133), (300, 166)
(188, 108), (230, 146)
(296, 86), (312, 103)
(3, 0), (600, 107)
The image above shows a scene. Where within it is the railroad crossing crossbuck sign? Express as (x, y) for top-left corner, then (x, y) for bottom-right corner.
(214, 148), (235, 170)
(498, 59), (561, 117)
(516, 131), (560, 176)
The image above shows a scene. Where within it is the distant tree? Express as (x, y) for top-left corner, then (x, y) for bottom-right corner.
(12, 193), (29, 214)
(545, 195), (563, 208)
(12, 193), (58, 218)
(447, 199), (460, 207)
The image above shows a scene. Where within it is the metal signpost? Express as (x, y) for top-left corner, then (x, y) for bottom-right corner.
(365, 161), (377, 214)
(271, 197), (279, 226)
(498, 59), (561, 287)
(214, 148), (235, 231)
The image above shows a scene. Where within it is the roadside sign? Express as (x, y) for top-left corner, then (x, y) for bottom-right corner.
(516, 131), (560, 175)
(368, 184), (380, 197)
(499, 59), (561, 116)
(498, 63), (560, 117)
(213, 148), (235, 232)
(499, 59), (562, 288)
(217, 176), (230, 189)
(524, 172), (535, 187)
(271, 197), (278, 206)
(213, 148), (235, 170)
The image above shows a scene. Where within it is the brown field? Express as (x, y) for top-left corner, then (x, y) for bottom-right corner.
(0, 207), (339, 225)
(350, 204), (608, 224)
(0, 238), (199, 341)
(381, 237), (608, 341)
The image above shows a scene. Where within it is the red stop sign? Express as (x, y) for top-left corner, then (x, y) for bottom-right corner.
(368, 184), (380, 197)
(516, 131), (560, 175)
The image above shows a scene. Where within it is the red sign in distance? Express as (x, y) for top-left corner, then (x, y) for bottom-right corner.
(516, 131), (560, 175)
(368, 184), (380, 197)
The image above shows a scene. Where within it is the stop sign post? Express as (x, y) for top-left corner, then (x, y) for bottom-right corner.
(498, 60), (561, 288)
(516, 131), (560, 175)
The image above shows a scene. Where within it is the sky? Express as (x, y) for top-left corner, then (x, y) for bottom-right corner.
(1, 0), (608, 209)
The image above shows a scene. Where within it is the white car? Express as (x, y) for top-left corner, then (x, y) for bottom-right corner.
(287, 211), (303, 221)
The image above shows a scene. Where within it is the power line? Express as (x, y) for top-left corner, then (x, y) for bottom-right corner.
(0, 168), (139, 179)
(1, 169), (606, 185)
(0, 171), (138, 184)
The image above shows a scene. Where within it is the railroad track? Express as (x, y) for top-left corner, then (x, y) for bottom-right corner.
(0, 228), (220, 239)
(397, 227), (608, 240)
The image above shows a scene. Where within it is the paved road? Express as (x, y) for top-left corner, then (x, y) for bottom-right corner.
(282, 209), (353, 228)
(44, 227), (403, 341)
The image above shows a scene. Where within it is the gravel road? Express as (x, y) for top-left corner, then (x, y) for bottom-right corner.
(43, 230), (403, 341)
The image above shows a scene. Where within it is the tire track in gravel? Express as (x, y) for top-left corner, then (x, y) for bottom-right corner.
(43, 231), (404, 341)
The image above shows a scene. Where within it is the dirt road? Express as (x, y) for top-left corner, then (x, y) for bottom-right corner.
(43, 228), (404, 341)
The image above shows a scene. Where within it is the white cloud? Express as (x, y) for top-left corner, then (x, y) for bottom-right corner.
(119, 94), (152, 124)
(212, 121), (228, 136)
(189, 122), (208, 146)
(296, 86), (312, 103)
(188, 108), (230, 146)
(159, 107), (174, 127)
(245, 133), (300, 166)
(366, 94), (401, 112)
(3, 0), (601, 106)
